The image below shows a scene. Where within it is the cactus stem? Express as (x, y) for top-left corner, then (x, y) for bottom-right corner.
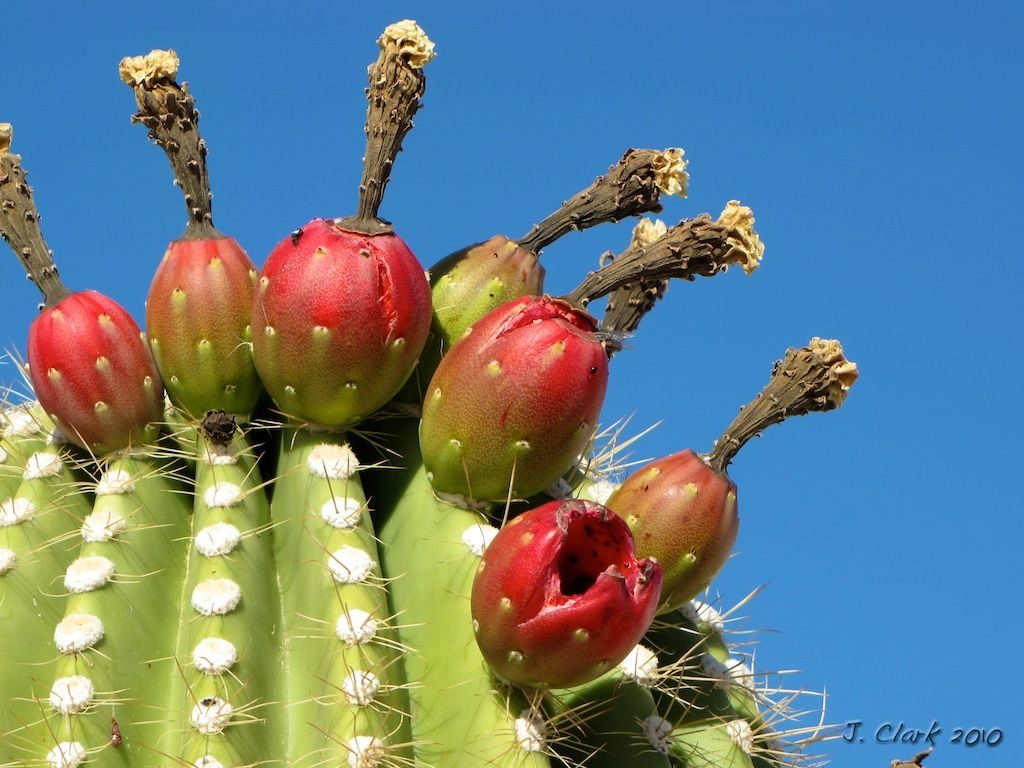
(704, 339), (858, 473)
(0, 125), (71, 308)
(600, 218), (670, 355)
(563, 206), (764, 309)
(517, 148), (687, 255)
(336, 21), (434, 235)
(120, 50), (222, 241)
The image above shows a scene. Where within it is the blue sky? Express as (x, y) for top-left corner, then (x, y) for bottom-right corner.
(2, 2), (1022, 766)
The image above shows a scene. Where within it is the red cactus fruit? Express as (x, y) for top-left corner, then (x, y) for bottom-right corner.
(416, 147), (686, 392)
(28, 290), (163, 453)
(121, 50), (263, 419)
(250, 21), (435, 427)
(1, 124), (163, 454)
(606, 339), (858, 613)
(471, 498), (662, 688)
(251, 219), (432, 426)
(605, 450), (738, 613)
(147, 237), (260, 418)
(419, 295), (609, 502)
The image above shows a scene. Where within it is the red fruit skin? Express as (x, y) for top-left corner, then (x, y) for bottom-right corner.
(146, 236), (261, 418)
(471, 498), (662, 688)
(606, 449), (739, 613)
(419, 296), (609, 501)
(398, 235), (544, 402)
(251, 219), (432, 427)
(27, 290), (164, 454)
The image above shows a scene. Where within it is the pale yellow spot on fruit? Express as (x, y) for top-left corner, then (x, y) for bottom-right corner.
(487, 360), (502, 375)
(500, 597), (512, 612)
(686, 482), (699, 497)
(519, 531), (534, 545)
(515, 440), (530, 452)
(507, 650), (525, 665)
(95, 356), (110, 371)
(94, 401), (109, 414)
(264, 326), (276, 337)
(98, 313), (112, 326)
(48, 368), (62, 381)
(284, 385), (296, 396)
(573, 628), (590, 642)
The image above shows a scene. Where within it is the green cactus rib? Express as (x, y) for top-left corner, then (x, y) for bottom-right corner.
(645, 610), (760, 768)
(0, 439), (90, 764)
(270, 427), (412, 767)
(2, 450), (192, 767)
(57, 455), (192, 768)
(163, 425), (282, 766)
(667, 722), (756, 768)
(545, 662), (671, 768)
(0, 405), (51, 499)
(368, 420), (550, 768)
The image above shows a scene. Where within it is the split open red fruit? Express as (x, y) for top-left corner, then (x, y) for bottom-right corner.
(470, 498), (662, 688)
(27, 290), (163, 453)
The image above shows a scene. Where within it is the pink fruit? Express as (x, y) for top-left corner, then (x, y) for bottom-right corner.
(1, 124), (163, 454)
(471, 498), (662, 688)
(28, 290), (163, 453)
(606, 449), (738, 612)
(251, 219), (432, 427)
(147, 236), (260, 418)
(419, 295), (609, 502)
(120, 50), (263, 419)
(606, 339), (859, 613)
(249, 22), (436, 427)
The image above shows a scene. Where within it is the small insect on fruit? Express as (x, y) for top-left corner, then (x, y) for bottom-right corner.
(111, 717), (122, 748)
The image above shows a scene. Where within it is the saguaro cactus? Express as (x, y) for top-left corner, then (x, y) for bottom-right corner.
(1, 20), (856, 768)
